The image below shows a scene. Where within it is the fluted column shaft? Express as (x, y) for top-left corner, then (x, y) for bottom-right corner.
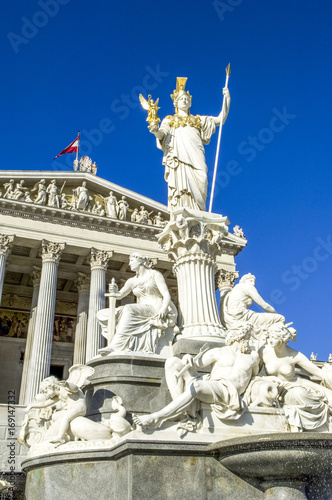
(19, 267), (41, 404)
(174, 253), (221, 336)
(0, 234), (14, 304)
(24, 241), (65, 402)
(85, 249), (113, 362)
(73, 273), (90, 365)
(158, 209), (229, 339)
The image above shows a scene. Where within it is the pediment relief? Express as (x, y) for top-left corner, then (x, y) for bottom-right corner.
(0, 170), (169, 228)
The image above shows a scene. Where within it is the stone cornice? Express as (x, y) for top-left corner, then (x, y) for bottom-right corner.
(0, 199), (162, 241)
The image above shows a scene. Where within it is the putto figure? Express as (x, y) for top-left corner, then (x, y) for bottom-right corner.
(145, 77), (230, 212)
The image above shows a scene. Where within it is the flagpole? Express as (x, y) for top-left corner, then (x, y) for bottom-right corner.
(76, 131), (80, 162)
(208, 63), (231, 213)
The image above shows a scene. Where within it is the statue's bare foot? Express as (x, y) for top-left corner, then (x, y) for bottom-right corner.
(132, 413), (161, 430)
(50, 436), (66, 444)
(99, 346), (114, 357)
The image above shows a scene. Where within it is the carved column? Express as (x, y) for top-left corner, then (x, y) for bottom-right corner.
(73, 272), (90, 365)
(159, 209), (229, 339)
(0, 234), (14, 304)
(216, 268), (239, 329)
(24, 241), (65, 403)
(19, 267), (41, 405)
(85, 248), (113, 362)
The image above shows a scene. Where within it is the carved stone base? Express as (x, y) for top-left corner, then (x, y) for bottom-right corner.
(85, 352), (171, 419)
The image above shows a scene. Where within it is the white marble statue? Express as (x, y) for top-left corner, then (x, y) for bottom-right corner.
(137, 205), (152, 225)
(131, 208), (139, 222)
(147, 77), (230, 212)
(221, 273), (287, 342)
(97, 253), (177, 354)
(73, 181), (91, 211)
(60, 193), (69, 209)
(46, 180), (60, 208)
(133, 326), (259, 432)
(32, 179), (47, 205)
(2, 179), (15, 199)
(259, 324), (332, 432)
(118, 196), (129, 220)
(13, 180), (28, 200)
(103, 191), (118, 218)
(92, 200), (105, 216)
(154, 212), (166, 227)
(233, 225), (245, 238)
(19, 366), (132, 447)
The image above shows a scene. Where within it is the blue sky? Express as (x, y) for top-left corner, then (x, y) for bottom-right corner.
(1, 0), (332, 358)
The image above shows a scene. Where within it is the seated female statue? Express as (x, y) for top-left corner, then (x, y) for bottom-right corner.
(97, 253), (177, 354)
(259, 325), (332, 432)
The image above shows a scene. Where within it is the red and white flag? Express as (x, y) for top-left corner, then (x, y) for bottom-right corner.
(53, 135), (79, 159)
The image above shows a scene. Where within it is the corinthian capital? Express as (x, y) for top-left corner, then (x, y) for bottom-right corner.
(31, 266), (41, 286)
(90, 248), (113, 270)
(216, 268), (239, 291)
(0, 234), (14, 257)
(41, 240), (66, 263)
(75, 272), (91, 292)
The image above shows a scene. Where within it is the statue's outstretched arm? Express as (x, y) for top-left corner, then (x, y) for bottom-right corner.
(149, 123), (165, 141)
(247, 284), (277, 313)
(213, 88), (231, 126)
(295, 351), (325, 380)
(108, 277), (134, 301)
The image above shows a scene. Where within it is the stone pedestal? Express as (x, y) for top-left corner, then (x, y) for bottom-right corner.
(85, 353), (169, 419)
(158, 209), (230, 339)
(85, 249), (113, 362)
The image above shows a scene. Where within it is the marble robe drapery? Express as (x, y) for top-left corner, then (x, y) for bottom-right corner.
(97, 270), (177, 353)
(157, 115), (216, 211)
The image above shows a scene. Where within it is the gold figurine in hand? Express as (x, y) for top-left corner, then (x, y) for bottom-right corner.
(139, 94), (160, 131)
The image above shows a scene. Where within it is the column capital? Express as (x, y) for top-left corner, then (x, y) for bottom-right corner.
(31, 266), (41, 286)
(41, 240), (65, 263)
(90, 248), (113, 270)
(158, 209), (229, 261)
(75, 272), (91, 293)
(0, 234), (14, 257)
(216, 268), (239, 291)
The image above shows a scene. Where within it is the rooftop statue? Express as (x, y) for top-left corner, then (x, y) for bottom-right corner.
(140, 77), (230, 212)
(97, 252), (177, 354)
